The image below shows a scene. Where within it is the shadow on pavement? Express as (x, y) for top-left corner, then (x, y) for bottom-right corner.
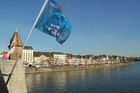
(0, 70), (9, 93)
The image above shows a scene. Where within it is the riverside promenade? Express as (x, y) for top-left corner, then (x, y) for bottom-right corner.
(26, 62), (134, 73)
(0, 60), (27, 93)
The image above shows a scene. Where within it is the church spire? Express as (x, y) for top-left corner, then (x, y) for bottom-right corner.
(16, 28), (18, 32)
(9, 29), (23, 60)
(9, 29), (23, 48)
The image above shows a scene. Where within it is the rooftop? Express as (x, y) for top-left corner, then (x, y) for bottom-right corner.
(34, 51), (52, 57)
(9, 31), (23, 48)
(23, 46), (33, 50)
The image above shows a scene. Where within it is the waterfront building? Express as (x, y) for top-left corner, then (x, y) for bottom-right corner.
(53, 52), (67, 65)
(92, 56), (98, 65)
(68, 56), (75, 65)
(125, 57), (128, 62)
(40, 55), (50, 67)
(116, 57), (121, 63)
(84, 56), (90, 65)
(22, 46), (33, 66)
(80, 57), (86, 65)
(33, 52), (52, 67)
(70, 56), (81, 65)
(107, 56), (112, 64)
(88, 56), (94, 65)
(102, 56), (109, 64)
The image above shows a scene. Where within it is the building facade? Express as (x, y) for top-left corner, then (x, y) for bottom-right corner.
(33, 52), (52, 67)
(53, 53), (67, 65)
(9, 31), (23, 60)
(22, 46), (33, 65)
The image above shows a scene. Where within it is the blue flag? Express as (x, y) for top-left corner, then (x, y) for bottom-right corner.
(35, 0), (71, 44)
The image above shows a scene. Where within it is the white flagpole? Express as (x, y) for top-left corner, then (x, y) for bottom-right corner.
(6, 0), (49, 86)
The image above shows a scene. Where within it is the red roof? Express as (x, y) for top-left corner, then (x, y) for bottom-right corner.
(9, 32), (23, 47)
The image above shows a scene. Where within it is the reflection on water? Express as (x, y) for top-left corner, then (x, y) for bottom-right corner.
(26, 63), (140, 93)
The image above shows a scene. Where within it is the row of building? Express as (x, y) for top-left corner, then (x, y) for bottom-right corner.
(0, 31), (133, 68)
(31, 52), (133, 67)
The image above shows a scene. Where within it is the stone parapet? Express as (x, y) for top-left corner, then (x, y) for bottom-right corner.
(0, 60), (27, 93)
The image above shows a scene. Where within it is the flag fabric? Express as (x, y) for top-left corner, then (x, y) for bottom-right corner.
(3, 51), (8, 60)
(6, 43), (15, 58)
(6, 37), (16, 58)
(35, 0), (71, 44)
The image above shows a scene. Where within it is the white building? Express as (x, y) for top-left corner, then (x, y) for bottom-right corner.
(34, 56), (40, 64)
(22, 46), (33, 65)
(34, 55), (50, 67)
(68, 56), (81, 65)
(53, 53), (67, 65)
(80, 57), (86, 65)
(33, 52), (52, 67)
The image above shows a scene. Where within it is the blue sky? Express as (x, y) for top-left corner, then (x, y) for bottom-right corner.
(0, 0), (140, 57)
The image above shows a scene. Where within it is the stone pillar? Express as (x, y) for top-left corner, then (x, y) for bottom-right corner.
(0, 60), (27, 93)
(9, 46), (22, 60)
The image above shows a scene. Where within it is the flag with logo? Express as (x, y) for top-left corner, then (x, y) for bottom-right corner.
(35, 0), (71, 44)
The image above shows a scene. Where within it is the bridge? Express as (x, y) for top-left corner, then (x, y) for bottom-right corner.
(0, 60), (27, 93)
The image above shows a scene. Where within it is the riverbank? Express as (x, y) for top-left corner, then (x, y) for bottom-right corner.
(26, 62), (140, 93)
(25, 62), (134, 74)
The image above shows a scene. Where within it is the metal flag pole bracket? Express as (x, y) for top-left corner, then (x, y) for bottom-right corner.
(0, 73), (10, 77)
(5, 0), (49, 86)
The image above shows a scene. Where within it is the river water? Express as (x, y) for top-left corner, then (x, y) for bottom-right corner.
(26, 62), (140, 93)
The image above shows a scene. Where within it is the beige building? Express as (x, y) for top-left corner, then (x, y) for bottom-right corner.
(22, 46), (33, 65)
(33, 52), (52, 67)
(53, 52), (67, 65)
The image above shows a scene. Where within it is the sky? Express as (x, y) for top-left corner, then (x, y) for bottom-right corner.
(0, 0), (140, 57)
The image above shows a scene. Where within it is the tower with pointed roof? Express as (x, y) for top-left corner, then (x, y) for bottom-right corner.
(9, 29), (23, 60)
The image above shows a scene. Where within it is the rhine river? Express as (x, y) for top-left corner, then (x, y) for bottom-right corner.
(26, 62), (140, 93)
